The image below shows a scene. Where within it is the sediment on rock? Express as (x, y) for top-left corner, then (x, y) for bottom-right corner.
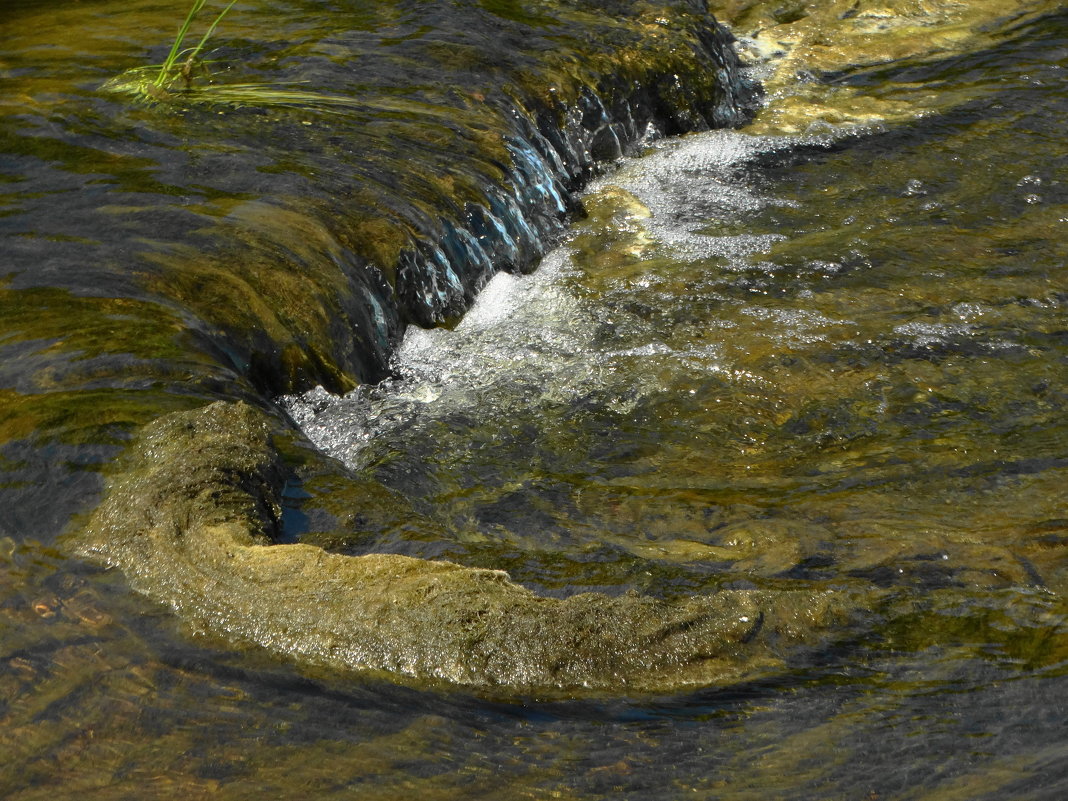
(714, 0), (1064, 133)
(73, 401), (864, 693)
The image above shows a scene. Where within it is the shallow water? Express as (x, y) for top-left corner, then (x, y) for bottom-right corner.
(291, 13), (1068, 603)
(283, 8), (1068, 794)
(4, 2), (1068, 799)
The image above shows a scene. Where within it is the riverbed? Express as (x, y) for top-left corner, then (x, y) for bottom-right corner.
(3, 1), (1068, 797)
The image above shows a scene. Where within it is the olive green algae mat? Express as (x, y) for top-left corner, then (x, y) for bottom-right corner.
(2, 0), (781, 694)
(75, 400), (864, 691)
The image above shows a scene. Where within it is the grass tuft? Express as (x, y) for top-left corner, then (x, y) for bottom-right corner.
(105, 0), (370, 112)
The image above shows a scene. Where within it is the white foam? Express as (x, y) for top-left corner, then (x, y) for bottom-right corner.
(284, 127), (853, 469)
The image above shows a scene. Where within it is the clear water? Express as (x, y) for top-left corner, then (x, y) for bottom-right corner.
(4, 5), (1068, 800)
(289, 21), (1068, 608)
(281, 10), (1068, 796)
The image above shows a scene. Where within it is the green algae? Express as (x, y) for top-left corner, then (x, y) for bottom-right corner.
(2, 0), (759, 423)
(142, 237), (360, 392)
(879, 588), (1068, 669)
(542, 102), (1068, 605)
(62, 383), (1068, 694)
(0, 282), (250, 457)
(2, 1), (1068, 798)
(265, 4), (1068, 698)
(0, 0), (762, 583)
(71, 400), (868, 693)
(0, 286), (194, 369)
(0, 2), (1066, 795)
(2, 0), (1064, 726)
(712, 0), (1065, 133)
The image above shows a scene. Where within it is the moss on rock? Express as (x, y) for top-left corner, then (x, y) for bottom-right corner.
(73, 401), (865, 693)
(713, 0), (1063, 132)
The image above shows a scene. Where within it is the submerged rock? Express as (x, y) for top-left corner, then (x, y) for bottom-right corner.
(74, 401), (863, 693)
(714, 0), (1064, 132)
(1, 0), (759, 544)
(13, 0), (1063, 695)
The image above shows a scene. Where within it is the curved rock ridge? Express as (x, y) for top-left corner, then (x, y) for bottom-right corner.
(73, 401), (865, 693)
(9, 0), (1064, 695)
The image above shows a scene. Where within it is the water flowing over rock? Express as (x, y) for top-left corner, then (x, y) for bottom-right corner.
(5, 1), (1068, 795)
(4, 0), (810, 693)
(76, 401), (861, 692)
(718, 0), (1063, 132)
(1, 0), (758, 543)
(3, 0), (1067, 706)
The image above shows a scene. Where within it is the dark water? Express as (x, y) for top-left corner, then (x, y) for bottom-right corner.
(4, 3), (1068, 799)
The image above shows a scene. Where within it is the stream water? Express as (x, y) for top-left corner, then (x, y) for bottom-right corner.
(3, 1), (1068, 798)
(279, 11), (1068, 795)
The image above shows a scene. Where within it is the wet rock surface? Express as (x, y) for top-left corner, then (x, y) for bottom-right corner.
(3, 1), (1068, 797)
(74, 401), (863, 692)
(2, 0), (1066, 733)
(715, 0), (1063, 132)
(1, 0), (758, 543)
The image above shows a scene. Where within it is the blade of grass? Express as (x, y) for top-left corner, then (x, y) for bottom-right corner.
(186, 0), (239, 67)
(156, 0), (209, 86)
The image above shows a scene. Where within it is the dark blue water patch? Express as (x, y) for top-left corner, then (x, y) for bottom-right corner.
(0, 440), (115, 541)
(278, 478), (313, 544)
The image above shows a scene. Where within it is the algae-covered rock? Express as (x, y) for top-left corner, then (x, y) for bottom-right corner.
(19, 0), (1062, 698)
(1, 0), (760, 545)
(73, 401), (864, 692)
(713, 0), (1063, 132)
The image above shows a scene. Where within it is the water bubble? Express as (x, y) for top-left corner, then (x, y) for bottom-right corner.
(903, 178), (925, 196)
(1024, 194), (1042, 204)
(952, 302), (986, 321)
(1017, 174), (1042, 186)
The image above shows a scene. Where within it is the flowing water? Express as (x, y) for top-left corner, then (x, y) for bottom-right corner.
(281, 10), (1068, 795)
(4, 2), (1068, 798)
